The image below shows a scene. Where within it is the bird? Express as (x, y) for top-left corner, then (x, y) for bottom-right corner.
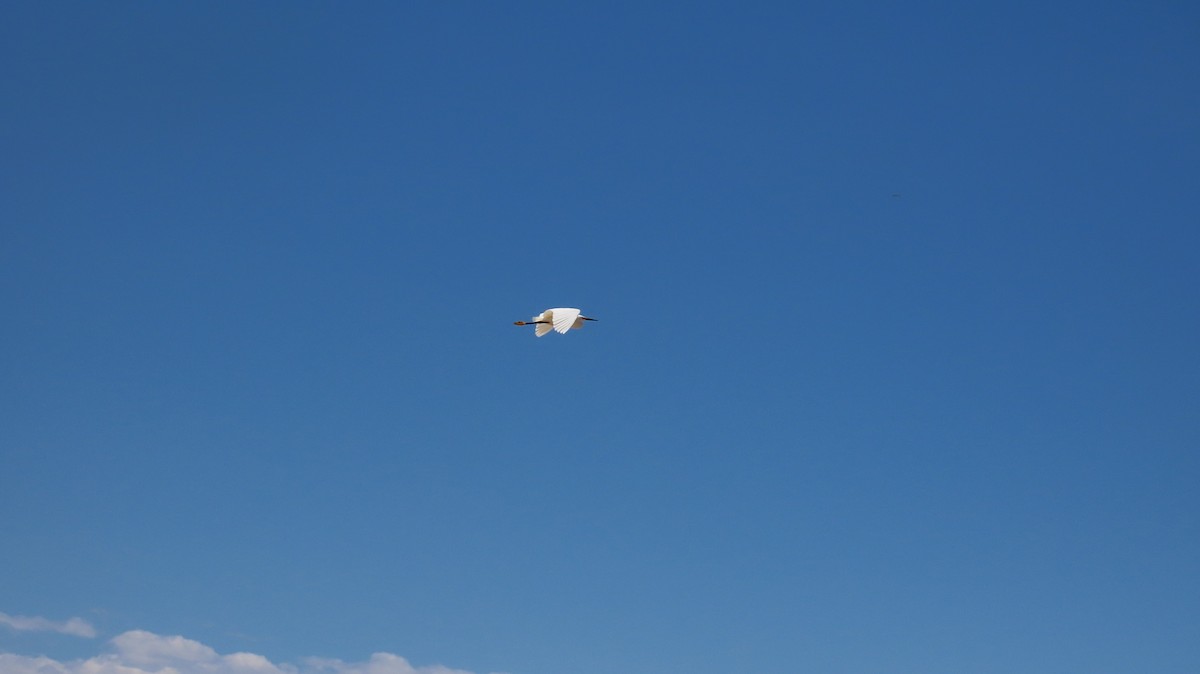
(514, 308), (597, 336)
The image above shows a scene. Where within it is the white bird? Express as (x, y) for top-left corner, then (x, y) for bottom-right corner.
(514, 307), (598, 336)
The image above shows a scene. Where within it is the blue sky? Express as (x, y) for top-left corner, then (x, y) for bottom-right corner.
(2, 2), (1197, 673)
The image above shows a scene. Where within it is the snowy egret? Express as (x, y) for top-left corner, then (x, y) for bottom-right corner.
(513, 308), (597, 336)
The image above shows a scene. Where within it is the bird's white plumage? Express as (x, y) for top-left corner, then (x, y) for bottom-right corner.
(517, 307), (593, 337)
(532, 310), (554, 337)
(550, 307), (581, 334)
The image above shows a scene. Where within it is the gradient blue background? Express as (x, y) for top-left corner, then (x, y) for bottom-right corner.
(3, 2), (1198, 673)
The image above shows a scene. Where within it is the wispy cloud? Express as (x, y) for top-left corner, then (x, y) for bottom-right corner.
(0, 612), (97, 638)
(303, 653), (478, 674)
(0, 628), (502, 674)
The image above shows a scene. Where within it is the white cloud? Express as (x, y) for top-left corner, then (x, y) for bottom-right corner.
(0, 629), (503, 674)
(0, 654), (73, 674)
(301, 653), (476, 674)
(0, 613), (97, 639)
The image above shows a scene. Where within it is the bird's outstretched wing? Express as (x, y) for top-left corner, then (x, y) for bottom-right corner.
(551, 307), (581, 334)
(533, 310), (555, 337)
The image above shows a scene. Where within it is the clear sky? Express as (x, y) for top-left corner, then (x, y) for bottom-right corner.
(2, 2), (1197, 673)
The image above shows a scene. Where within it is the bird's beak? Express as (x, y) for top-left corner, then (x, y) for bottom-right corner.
(582, 316), (598, 321)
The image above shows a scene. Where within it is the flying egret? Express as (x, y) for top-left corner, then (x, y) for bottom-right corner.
(514, 308), (597, 336)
